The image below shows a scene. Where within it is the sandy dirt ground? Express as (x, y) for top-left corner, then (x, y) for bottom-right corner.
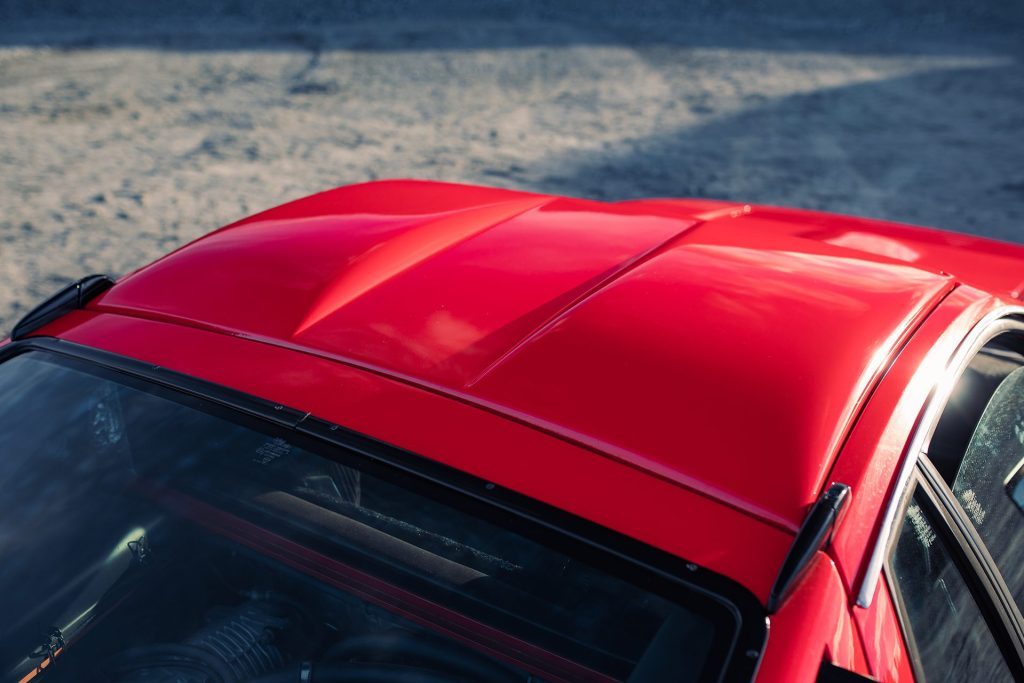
(1, 3), (1023, 329)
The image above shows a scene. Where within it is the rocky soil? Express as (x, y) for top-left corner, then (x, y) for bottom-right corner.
(1, 1), (1022, 328)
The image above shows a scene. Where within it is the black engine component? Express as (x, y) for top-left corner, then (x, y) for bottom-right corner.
(104, 598), (296, 683)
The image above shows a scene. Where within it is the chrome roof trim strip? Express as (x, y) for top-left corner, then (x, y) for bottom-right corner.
(856, 306), (1024, 608)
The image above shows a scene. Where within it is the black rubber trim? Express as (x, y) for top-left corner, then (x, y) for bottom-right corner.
(816, 660), (877, 682)
(0, 337), (769, 683)
(767, 482), (850, 614)
(10, 274), (115, 340)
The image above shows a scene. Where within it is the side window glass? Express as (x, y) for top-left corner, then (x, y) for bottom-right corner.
(948, 362), (1024, 613)
(890, 489), (1013, 682)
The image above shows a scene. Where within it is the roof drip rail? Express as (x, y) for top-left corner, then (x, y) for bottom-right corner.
(767, 482), (851, 613)
(10, 274), (115, 341)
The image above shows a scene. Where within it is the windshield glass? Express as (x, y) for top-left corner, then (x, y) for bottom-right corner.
(0, 350), (738, 683)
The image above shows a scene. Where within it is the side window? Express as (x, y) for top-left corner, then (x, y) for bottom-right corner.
(952, 364), (1024, 612)
(889, 487), (1014, 682)
(930, 337), (1024, 614)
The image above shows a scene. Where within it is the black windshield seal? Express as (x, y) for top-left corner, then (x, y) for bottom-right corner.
(0, 337), (767, 682)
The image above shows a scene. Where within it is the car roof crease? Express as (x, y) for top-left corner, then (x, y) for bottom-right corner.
(291, 195), (556, 337)
(465, 217), (708, 388)
(66, 303), (804, 535)
(72, 180), (984, 539)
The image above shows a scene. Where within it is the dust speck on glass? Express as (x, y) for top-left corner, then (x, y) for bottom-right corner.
(952, 366), (1024, 614)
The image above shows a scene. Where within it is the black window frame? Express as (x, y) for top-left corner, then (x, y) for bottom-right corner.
(0, 336), (768, 683)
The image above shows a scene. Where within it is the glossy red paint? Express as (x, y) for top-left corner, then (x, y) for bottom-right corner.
(469, 215), (952, 528)
(826, 286), (998, 596)
(855, 574), (915, 682)
(99, 184), (697, 391)
(637, 199), (1024, 299)
(755, 553), (870, 682)
(90, 180), (958, 531)
(42, 309), (794, 603)
(19, 179), (1024, 680)
(744, 205), (1024, 299)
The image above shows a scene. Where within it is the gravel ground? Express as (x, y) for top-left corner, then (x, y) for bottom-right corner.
(1, 2), (1023, 330)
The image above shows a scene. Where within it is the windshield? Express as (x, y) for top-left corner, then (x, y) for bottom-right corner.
(0, 350), (741, 683)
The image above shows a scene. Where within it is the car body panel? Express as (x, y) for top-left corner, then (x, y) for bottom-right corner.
(855, 574), (916, 682)
(88, 180), (959, 531)
(754, 553), (868, 682)
(813, 290), (1002, 683)
(12, 180), (1024, 681)
(826, 287), (1004, 595)
(98, 183), (697, 390)
(641, 199), (1024, 300)
(38, 309), (794, 603)
(469, 217), (954, 528)
(739, 205), (1024, 300)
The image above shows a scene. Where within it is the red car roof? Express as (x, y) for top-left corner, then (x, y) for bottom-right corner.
(76, 179), (1024, 534)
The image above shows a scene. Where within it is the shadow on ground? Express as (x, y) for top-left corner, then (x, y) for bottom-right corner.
(1, 2), (1023, 328)
(1, 0), (1023, 56)
(532, 63), (1024, 240)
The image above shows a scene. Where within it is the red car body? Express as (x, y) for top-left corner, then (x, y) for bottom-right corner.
(9, 179), (1024, 681)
